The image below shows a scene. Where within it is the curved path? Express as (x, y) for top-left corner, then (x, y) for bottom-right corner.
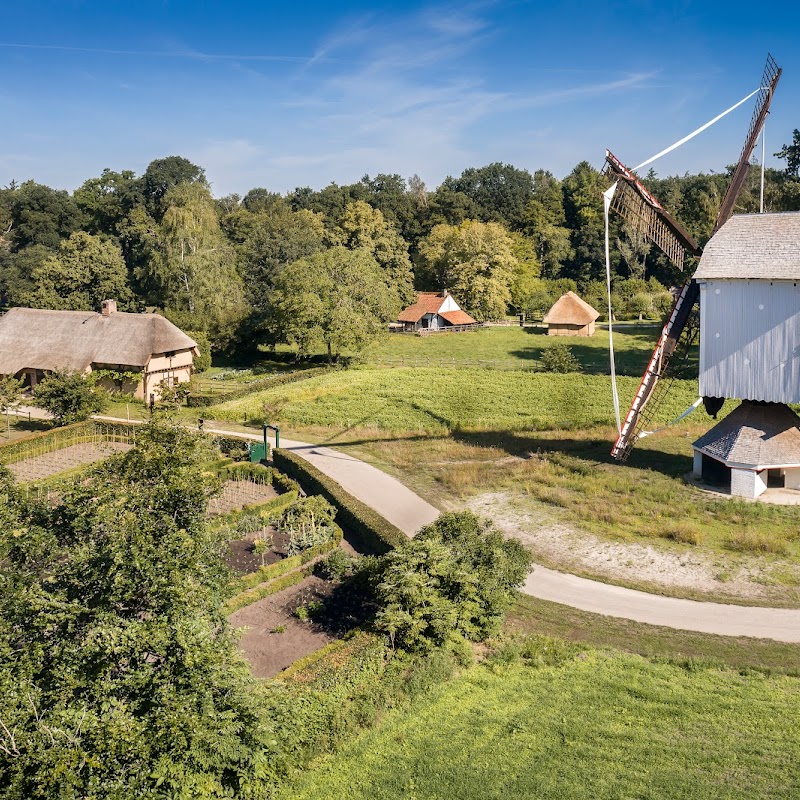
(97, 417), (800, 643)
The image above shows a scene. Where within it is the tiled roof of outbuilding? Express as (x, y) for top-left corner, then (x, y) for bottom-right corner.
(693, 401), (800, 467)
(397, 292), (449, 323)
(439, 310), (476, 326)
(693, 211), (800, 280)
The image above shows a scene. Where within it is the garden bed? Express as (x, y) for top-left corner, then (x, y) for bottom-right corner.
(7, 441), (132, 482)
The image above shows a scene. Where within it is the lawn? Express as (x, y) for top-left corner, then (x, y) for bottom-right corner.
(279, 641), (800, 800)
(360, 324), (678, 376)
(212, 368), (701, 434)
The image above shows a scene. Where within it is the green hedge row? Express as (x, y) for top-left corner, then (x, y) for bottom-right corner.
(207, 490), (299, 533)
(0, 420), (137, 465)
(230, 527), (342, 593)
(272, 449), (408, 554)
(188, 366), (331, 408)
(223, 562), (316, 615)
(208, 460), (301, 492)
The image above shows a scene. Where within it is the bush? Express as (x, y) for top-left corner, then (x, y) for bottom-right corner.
(272, 449), (408, 553)
(372, 511), (532, 651)
(540, 343), (581, 374)
(33, 370), (107, 425)
(317, 548), (356, 581)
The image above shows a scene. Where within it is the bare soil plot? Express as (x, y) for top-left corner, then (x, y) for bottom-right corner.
(7, 441), (131, 482)
(225, 527), (291, 575)
(230, 575), (337, 679)
(207, 479), (279, 516)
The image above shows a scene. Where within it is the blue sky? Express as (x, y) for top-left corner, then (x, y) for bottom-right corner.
(1, 1), (798, 197)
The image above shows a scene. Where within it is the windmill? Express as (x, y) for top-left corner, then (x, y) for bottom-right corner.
(606, 54), (782, 463)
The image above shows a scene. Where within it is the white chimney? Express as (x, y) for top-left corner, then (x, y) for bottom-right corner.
(101, 299), (117, 316)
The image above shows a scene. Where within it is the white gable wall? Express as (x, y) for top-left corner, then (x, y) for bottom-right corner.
(699, 279), (800, 403)
(438, 295), (459, 313)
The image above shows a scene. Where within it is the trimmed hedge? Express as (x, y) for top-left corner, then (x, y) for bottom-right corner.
(207, 491), (299, 532)
(187, 366), (331, 408)
(272, 449), (408, 554)
(223, 562), (316, 615)
(230, 528), (342, 593)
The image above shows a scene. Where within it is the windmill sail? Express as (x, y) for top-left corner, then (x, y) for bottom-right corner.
(608, 55), (781, 461)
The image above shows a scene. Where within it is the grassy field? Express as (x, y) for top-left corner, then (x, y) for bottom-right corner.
(360, 324), (673, 376)
(212, 368), (701, 434)
(279, 639), (800, 800)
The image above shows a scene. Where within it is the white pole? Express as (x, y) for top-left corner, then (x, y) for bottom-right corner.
(760, 122), (766, 214)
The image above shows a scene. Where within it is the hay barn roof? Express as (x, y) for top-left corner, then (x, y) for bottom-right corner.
(694, 211), (800, 281)
(0, 307), (198, 376)
(542, 292), (599, 325)
(693, 401), (800, 467)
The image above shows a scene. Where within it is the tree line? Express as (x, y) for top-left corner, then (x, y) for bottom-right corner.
(1, 134), (798, 359)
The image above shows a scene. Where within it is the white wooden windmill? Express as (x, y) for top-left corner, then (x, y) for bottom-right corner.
(603, 55), (795, 499)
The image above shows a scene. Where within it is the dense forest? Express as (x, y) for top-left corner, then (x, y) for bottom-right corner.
(1, 128), (798, 358)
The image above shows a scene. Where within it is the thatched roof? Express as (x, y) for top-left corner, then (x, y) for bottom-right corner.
(694, 211), (800, 281)
(0, 307), (198, 376)
(693, 401), (800, 468)
(542, 292), (599, 325)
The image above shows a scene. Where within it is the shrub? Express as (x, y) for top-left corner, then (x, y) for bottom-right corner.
(373, 511), (532, 651)
(33, 370), (108, 425)
(317, 548), (356, 581)
(662, 523), (704, 546)
(540, 343), (581, 374)
(726, 529), (788, 555)
(186, 330), (212, 372)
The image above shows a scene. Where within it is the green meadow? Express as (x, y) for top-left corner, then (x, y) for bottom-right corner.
(280, 640), (800, 800)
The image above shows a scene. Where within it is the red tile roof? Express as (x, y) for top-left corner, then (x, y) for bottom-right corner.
(439, 310), (476, 326)
(397, 292), (449, 323)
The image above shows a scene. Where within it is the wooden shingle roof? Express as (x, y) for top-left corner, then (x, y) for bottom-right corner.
(542, 292), (599, 325)
(0, 307), (198, 376)
(693, 401), (800, 468)
(694, 211), (800, 281)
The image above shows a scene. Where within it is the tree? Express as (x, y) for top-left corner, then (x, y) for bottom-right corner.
(32, 370), (107, 425)
(441, 163), (534, 229)
(562, 161), (606, 283)
(234, 206), (326, 312)
(269, 246), (401, 361)
(417, 220), (517, 321)
(0, 420), (273, 796)
(775, 129), (800, 179)
(157, 183), (247, 348)
(523, 170), (573, 278)
(0, 374), (23, 435)
(73, 168), (142, 236)
(330, 201), (416, 305)
(508, 231), (541, 313)
(141, 155), (206, 220)
(21, 231), (133, 310)
(5, 181), (80, 251)
(373, 511), (531, 651)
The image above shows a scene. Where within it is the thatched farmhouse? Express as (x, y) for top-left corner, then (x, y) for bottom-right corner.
(0, 300), (198, 400)
(542, 292), (600, 336)
(396, 291), (477, 333)
(691, 211), (800, 499)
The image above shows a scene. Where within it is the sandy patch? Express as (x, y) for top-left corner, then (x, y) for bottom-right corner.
(465, 491), (800, 604)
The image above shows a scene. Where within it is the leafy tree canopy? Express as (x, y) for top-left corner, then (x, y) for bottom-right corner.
(32, 369), (107, 425)
(417, 220), (517, 321)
